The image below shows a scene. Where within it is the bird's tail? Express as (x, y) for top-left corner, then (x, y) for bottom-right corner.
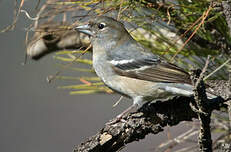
(162, 83), (217, 99)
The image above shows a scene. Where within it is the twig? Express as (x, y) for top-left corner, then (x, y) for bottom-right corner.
(112, 96), (123, 107)
(166, 4), (174, 25)
(20, 10), (39, 20)
(156, 127), (199, 152)
(195, 56), (210, 88)
(47, 44), (92, 83)
(163, 14), (202, 57)
(1, 0), (25, 33)
(204, 58), (231, 80)
(170, 4), (212, 62)
(35, 0), (41, 10)
(175, 145), (198, 152)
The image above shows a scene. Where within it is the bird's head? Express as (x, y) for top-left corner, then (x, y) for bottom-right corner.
(75, 16), (129, 44)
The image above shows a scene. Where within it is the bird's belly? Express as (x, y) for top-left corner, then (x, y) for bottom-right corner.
(105, 75), (194, 101)
(108, 76), (174, 100)
(93, 55), (192, 101)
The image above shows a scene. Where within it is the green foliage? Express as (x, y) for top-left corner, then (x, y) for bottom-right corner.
(53, 51), (112, 94)
(51, 0), (230, 95)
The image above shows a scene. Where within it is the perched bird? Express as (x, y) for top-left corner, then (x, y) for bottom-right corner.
(76, 16), (213, 122)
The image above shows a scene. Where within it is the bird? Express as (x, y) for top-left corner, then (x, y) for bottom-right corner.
(75, 16), (214, 122)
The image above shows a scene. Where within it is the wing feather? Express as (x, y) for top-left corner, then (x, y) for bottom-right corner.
(111, 58), (192, 84)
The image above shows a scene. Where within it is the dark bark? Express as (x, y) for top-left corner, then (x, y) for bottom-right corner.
(191, 68), (212, 152)
(74, 95), (227, 152)
(222, 1), (231, 36)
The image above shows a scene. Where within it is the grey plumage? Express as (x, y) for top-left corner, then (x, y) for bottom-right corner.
(75, 16), (215, 122)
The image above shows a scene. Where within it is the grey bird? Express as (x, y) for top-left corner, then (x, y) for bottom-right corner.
(76, 16), (214, 122)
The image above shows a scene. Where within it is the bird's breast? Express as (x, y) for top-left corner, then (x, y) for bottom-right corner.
(92, 52), (132, 97)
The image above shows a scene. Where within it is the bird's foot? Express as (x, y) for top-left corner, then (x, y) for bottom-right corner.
(106, 104), (138, 125)
(106, 116), (125, 125)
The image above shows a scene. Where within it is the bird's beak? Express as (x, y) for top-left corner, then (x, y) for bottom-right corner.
(75, 24), (94, 36)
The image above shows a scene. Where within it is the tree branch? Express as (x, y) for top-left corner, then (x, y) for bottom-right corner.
(190, 57), (212, 152)
(74, 95), (227, 152)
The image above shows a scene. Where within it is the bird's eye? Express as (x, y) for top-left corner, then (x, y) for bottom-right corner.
(98, 23), (105, 29)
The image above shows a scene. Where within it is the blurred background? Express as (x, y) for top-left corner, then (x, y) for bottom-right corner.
(1, 0), (230, 152)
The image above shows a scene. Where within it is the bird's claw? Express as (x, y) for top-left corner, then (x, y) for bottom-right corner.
(106, 115), (127, 125)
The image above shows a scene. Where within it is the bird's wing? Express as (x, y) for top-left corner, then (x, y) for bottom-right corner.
(110, 56), (192, 84)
